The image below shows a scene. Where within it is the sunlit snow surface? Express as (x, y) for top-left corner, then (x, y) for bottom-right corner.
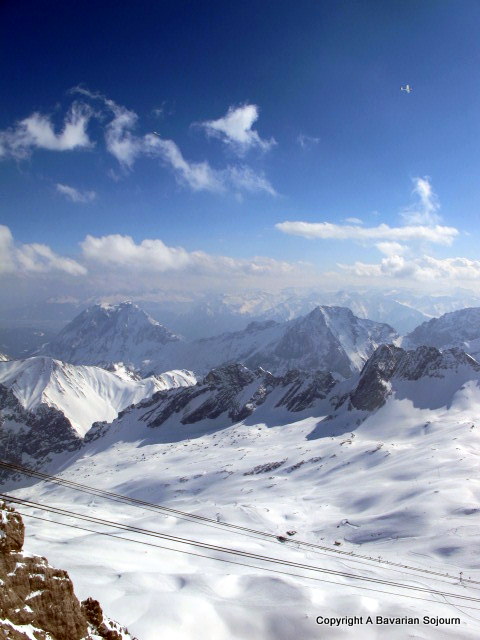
(0, 356), (195, 435)
(8, 379), (480, 639)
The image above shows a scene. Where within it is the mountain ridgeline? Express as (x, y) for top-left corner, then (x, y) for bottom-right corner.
(4, 341), (480, 477)
(38, 302), (398, 378)
(37, 301), (182, 370)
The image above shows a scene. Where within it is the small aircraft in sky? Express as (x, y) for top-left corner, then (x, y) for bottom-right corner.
(401, 84), (412, 93)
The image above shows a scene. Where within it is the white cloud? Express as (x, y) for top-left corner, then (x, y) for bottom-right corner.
(81, 233), (295, 277)
(0, 102), (93, 159)
(276, 221), (458, 245)
(145, 135), (276, 195)
(226, 165), (277, 196)
(0, 225), (86, 276)
(2, 87), (277, 197)
(200, 104), (276, 154)
(145, 135), (224, 192)
(56, 183), (96, 203)
(339, 254), (480, 283)
(375, 241), (407, 256)
(70, 89), (276, 195)
(401, 176), (441, 225)
(104, 101), (144, 168)
(297, 133), (320, 149)
(0, 226), (15, 273)
(344, 217), (363, 225)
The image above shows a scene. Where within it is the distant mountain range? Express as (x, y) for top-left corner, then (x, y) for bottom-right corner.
(37, 302), (398, 378)
(4, 338), (480, 478)
(5, 288), (480, 357)
(404, 306), (480, 360)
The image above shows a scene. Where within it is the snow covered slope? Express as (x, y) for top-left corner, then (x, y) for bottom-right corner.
(0, 356), (196, 436)
(404, 307), (480, 359)
(153, 305), (398, 378)
(84, 363), (337, 444)
(39, 301), (182, 370)
(0, 356), (196, 477)
(6, 344), (480, 639)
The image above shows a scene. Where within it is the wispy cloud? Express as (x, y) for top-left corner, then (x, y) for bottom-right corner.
(56, 183), (96, 203)
(297, 133), (320, 149)
(0, 103), (93, 160)
(226, 165), (277, 196)
(69, 88), (277, 195)
(276, 221), (458, 245)
(344, 217), (363, 225)
(1, 87), (277, 197)
(0, 225), (86, 276)
(199, 104), (276, 155)
(401, 176), (441, 225)
(145, 134), (224, 192)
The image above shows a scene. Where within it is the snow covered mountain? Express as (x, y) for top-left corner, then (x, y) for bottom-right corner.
(0, 356), (195, 436)
(332, 343), (480, 416)
(404, 307), (480, 359)
(5, 343), (480, 639)
(153, 305), (398, 378)
(85, 363), (337, 444)
(0, 356), (196, 476)
(38, 301), (182, 370)
(36, 302), (397, 378)
(144, 289), (429, 337)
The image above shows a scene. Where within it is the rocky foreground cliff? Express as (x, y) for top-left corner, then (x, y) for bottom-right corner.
(0, 501), (137, 640)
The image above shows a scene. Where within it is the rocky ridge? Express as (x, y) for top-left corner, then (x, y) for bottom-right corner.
(346, 344), (480, 412)
(86, 363), (337, 440)
(0, 384), (82, 478)
(0, 500), (137, 640)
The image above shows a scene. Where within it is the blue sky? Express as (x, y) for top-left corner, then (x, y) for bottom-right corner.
(2, 0), (480, 300)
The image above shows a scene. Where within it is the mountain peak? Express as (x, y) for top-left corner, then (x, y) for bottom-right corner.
(349, 344), (480, 412)
(39, 302), (182, 369)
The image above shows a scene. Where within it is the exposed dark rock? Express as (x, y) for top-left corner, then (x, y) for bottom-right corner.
(349, 344), (480, 412)
(0, 501), (138, 640)
(244, 459), (287, 475)
(275, 370), (336, 412)
(350, 344), (403, 411)
(143, 363), (336, 429)
(0, 385), (82, 481)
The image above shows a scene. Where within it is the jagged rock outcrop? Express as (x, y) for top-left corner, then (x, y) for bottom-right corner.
(0, 385), (83, 480)
(0, 501), (137, 640)
(88, 364), (337, 437)
(348, 344), (480, 412)
(349, 344), (404, 411)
